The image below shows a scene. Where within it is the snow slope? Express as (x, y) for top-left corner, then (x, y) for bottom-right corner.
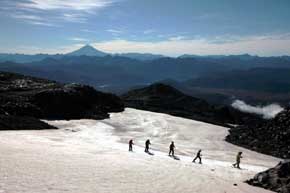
(0, 108), (280, 193)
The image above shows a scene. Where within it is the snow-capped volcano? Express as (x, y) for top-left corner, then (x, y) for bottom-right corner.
(67, 45), (108, 57)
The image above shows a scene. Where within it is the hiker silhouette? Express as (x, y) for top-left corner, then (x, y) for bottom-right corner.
(145, 139), (151, 153)
(193, 149), (202, 164)
(233, 152), (243, 169)
(169, 141), (175, 156)
(128, 139), (134, 151)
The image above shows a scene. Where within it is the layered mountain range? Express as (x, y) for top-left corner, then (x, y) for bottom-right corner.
(0, 45), (164, 63)
(1, 45), (290, 106)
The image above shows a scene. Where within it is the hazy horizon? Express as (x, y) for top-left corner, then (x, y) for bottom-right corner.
(2, 44), (290, 58)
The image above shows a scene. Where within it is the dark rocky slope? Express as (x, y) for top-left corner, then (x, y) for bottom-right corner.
(0, 71), (124, 130)
(0, 115), (57, 130)
(226, 108), (290, 159)
(237, 108), (290, 192)
(247, 160), (290, 193)
(122, 83), (262, 127)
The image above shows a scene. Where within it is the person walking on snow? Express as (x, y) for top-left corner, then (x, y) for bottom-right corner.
(192, 149), (202, 164)
(169, 141), (175, 156)
(145, 139), (151, 153)
(233, 152), (243, 169)
(128, 139), (134, 151)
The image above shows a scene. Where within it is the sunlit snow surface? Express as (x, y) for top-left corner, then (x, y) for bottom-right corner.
(0, 108), (280, 193)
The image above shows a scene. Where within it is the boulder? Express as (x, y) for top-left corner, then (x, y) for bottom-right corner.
(248, 161), (290, 193)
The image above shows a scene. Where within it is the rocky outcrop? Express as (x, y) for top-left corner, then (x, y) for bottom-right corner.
(0, 71), (124, 130)
(247, 160), (290, 193)
(122, 83), (263, 127)
(226, 108), (290, 159)
(0, 115), (56, 130)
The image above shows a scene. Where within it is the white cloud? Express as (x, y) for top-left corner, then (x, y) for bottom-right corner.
(4, 33), (290, 56)
(26, 21), (59, 27)
(231, 100), (284, 119)
(69, 37), (89, 42)
(168, 36), (187, 41)
(10, 13), (58, 27)
(106, 29), (123, 34)
(11, 13), (43, 21)
(17, 0), (112, 11)
(63, 13), (87, 23)
(90, 33), (290, 56)
(81, 29), (96, 33)
(4, 0), (114, 26)
(0, 44), (85, 55)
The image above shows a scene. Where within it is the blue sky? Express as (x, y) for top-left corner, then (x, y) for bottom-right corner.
(1, 0), (290, 56)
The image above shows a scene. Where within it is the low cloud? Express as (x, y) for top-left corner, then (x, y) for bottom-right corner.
(4, 33), (290, 56)
(231, 100), (284, 119)
(0, 44), (84, 55)
(91, 33), (290, 56)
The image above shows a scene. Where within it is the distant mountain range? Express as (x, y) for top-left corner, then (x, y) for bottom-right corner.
(179, 53), (259, 60)
(2, 44), (290, 63)
(185, 68), (290, 93)
(115, 52), (164, 61)
(172, 68), (290, 105)
(0, 45), (165, 63)
(0, 53), (63, 63)
(1, 45), (290, 106)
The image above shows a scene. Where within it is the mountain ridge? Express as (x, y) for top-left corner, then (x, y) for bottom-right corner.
(0, 45), (165, 63)
(122, 83), (263, 127)
(1, 53), (290, 106)
(2, 45), (290, 63)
